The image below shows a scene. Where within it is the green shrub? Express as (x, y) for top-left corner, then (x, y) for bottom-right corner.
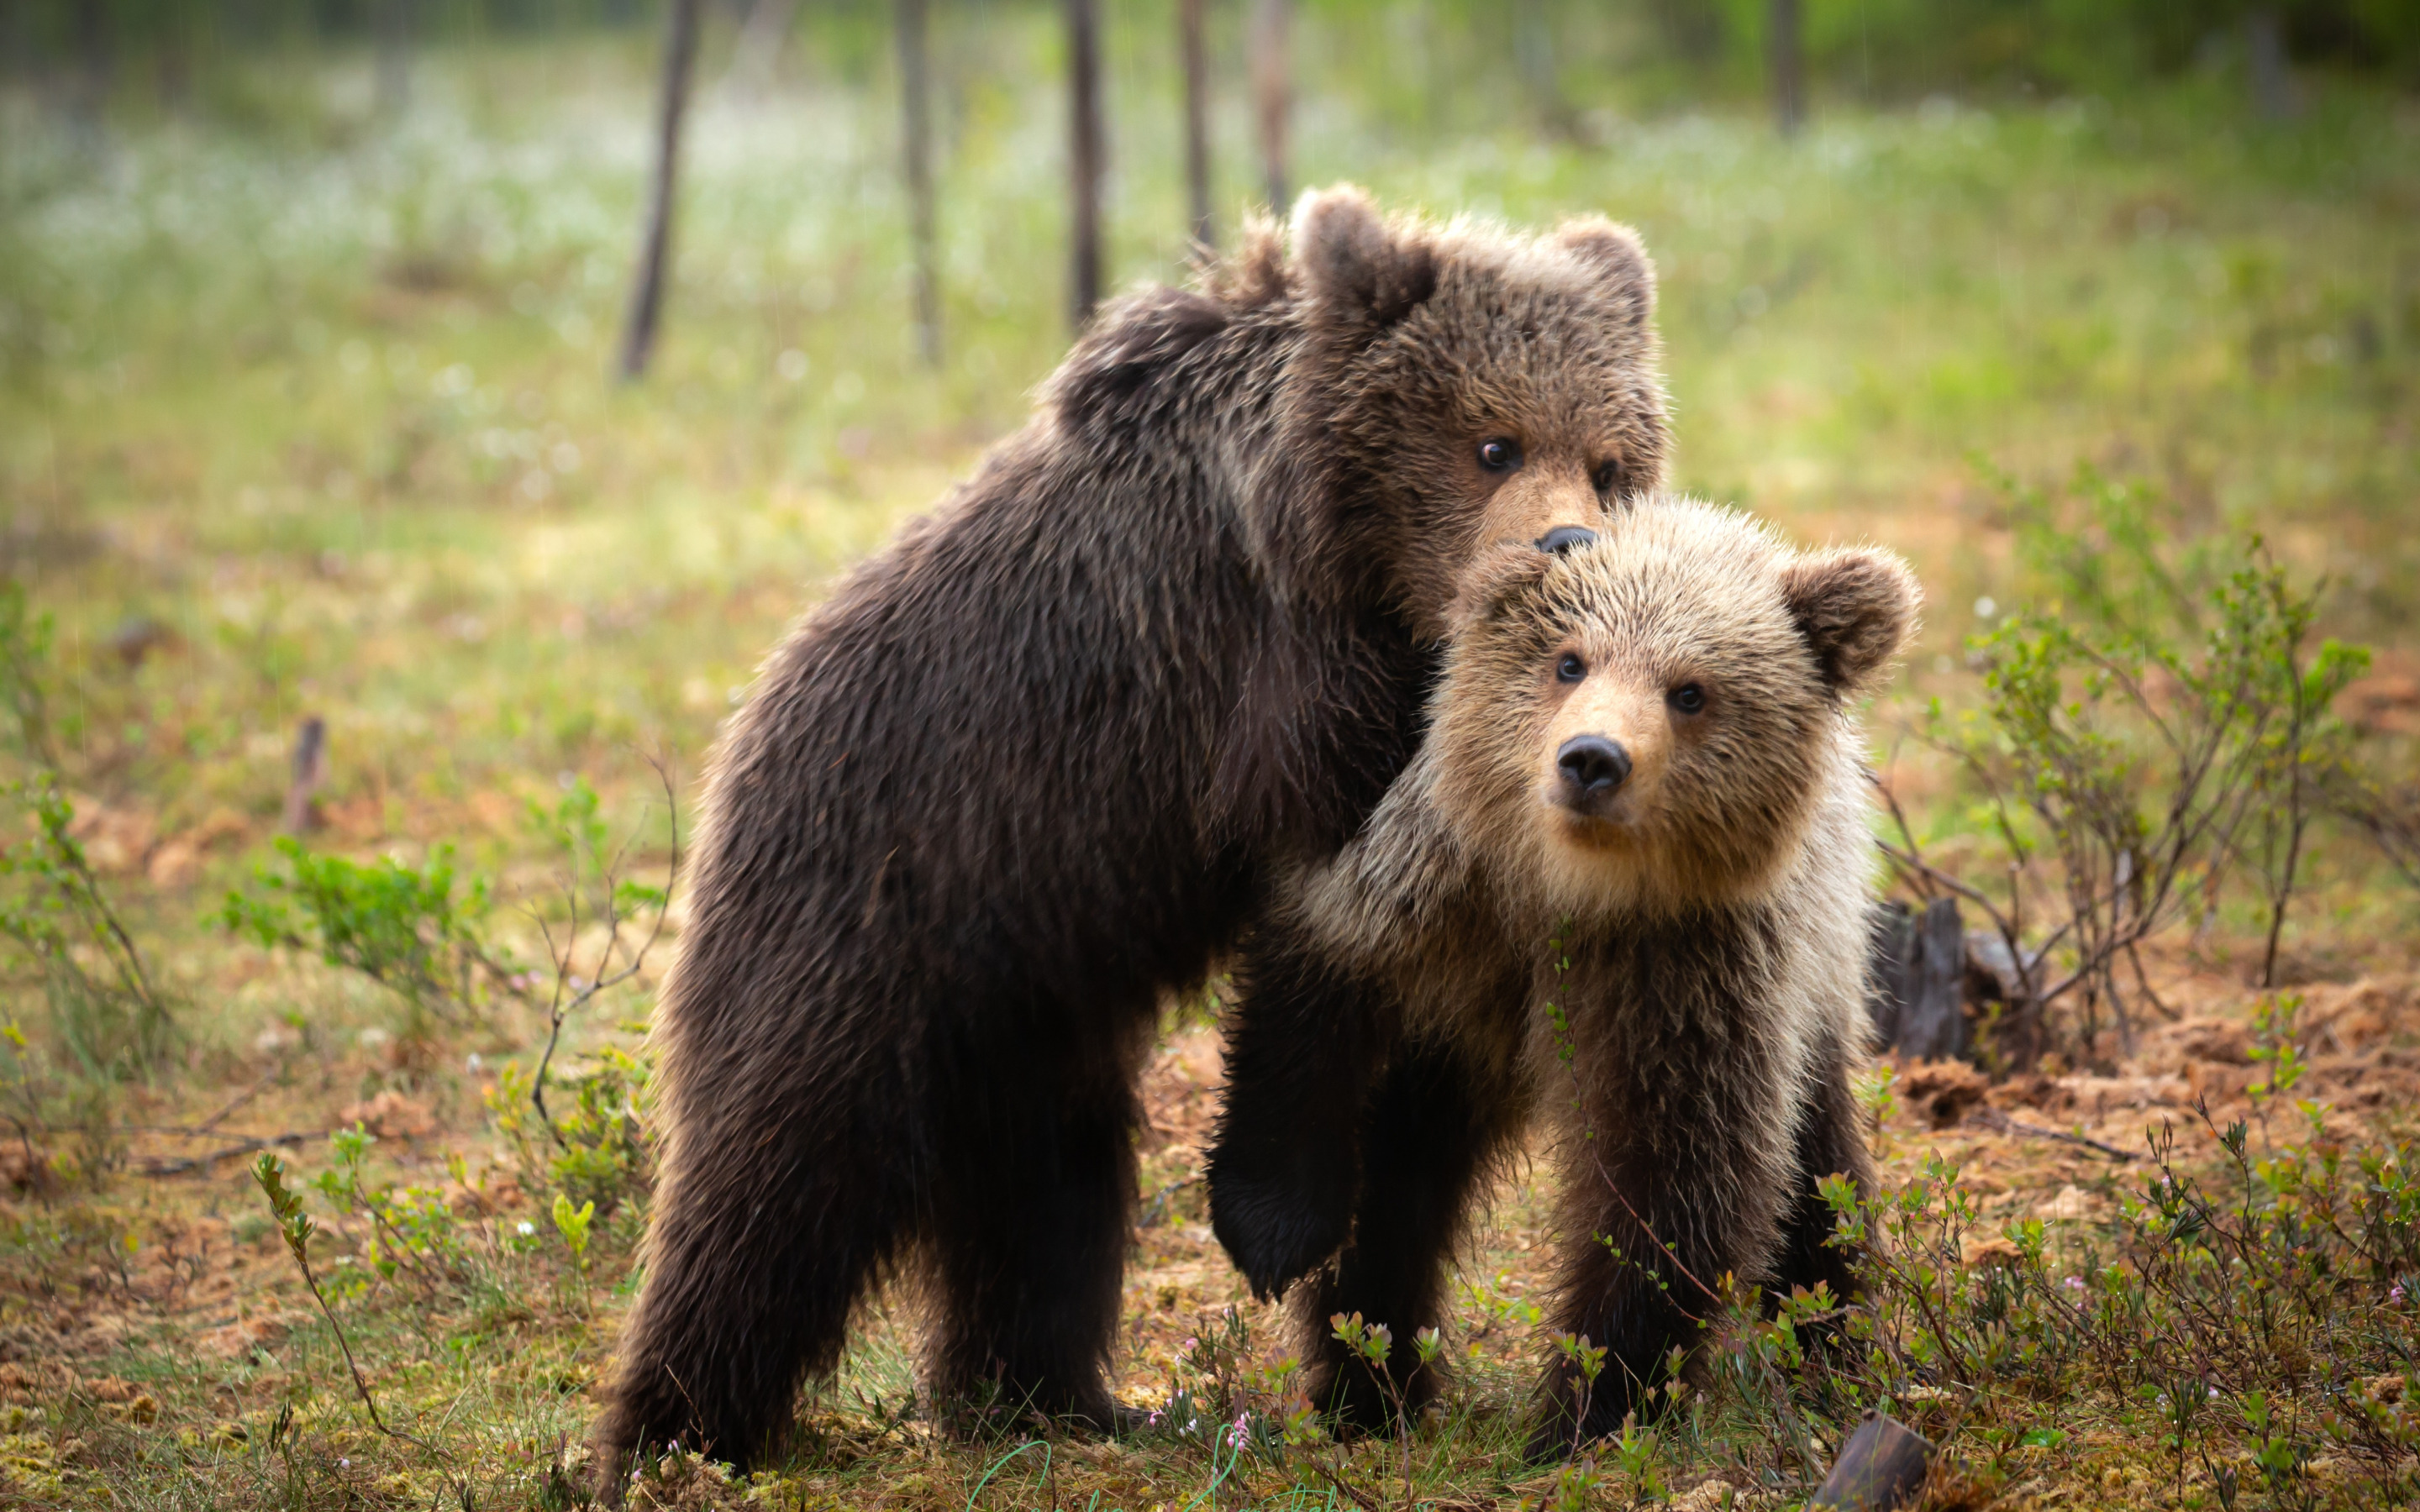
(219, 837), (520, 1029)
(1778, 1113), (2420, 1505)
(1886, 468), (2370, 1062)
(488, 1047), (653, 1219)
(0, 585), (171, 1079)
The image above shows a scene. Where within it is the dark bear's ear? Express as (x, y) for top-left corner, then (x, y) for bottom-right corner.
(1550, 218), (1656, 331)
(1780, 548), (1921, 698)
(1294, 186), (1436, 334)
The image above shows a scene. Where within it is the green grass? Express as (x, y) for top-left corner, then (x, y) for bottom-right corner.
(0, 21), (2416, 1510)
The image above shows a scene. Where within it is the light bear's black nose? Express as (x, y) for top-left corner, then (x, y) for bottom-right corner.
(1556, 736), (1631, 795)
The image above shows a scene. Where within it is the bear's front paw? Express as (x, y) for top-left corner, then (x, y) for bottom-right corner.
(1207, 1175), (1351, 1299)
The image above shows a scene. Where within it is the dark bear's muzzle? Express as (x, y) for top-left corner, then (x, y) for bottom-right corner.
(1555, 736), (1631, 802)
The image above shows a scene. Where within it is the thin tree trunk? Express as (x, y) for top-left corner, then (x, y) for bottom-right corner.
(2246, 8), (2300, 121)
(156, 3), (193, 112)
(724, 0), (797, 100)
(0, 0), (24, 85)
(376, 0), (411, 118)
(619, 0), (704, 382)
(1066, 0), (1104, 329)
(1249, 0), (1288, 213)
(72, 0), (110, 132)
(1180, 0), (1212, 249)
(897, 0), (939, 365)
(1516, 0), (1563, 134)
(1769, 0), (1802, 137)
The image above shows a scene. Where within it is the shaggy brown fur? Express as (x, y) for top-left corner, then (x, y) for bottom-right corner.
(1207, 499), (1918, 1459)
(595, 187), (1672, 1474)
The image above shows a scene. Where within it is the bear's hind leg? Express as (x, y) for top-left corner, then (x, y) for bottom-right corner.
(597, 1068), (918, 1474)
(927, 1041), (1142, 1432)
(1293, 1040), (1516, 1435)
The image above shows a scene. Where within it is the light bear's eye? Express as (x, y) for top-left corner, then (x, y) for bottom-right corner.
(1668, 683), (1706, 714)
(1556, 654), (1586, 683)
(1591, 459), (1625, 496)
(1477, 438), (1523, 473)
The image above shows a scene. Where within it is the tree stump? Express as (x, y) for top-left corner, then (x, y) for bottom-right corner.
(1812, 1410), (1933, 1509)
(1865, 898), (1965, 1060)
(282, 717), (326, 835)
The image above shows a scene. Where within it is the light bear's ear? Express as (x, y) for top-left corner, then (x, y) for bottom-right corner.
(1780, 548), (1921, 698)
(1550, 218), (1656, 331)
(1294, 185), (1437, 333)
(1446, 541), (1558, 636)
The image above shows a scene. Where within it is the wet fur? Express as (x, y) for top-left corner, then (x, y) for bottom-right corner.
(1207, 500), (1917, 1457)
(595, 188), (1672, 1475)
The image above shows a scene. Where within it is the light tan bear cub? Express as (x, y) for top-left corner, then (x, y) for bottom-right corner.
(1207, 496), (1919, 1458)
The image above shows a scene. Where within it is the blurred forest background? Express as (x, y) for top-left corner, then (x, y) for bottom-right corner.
(0, 2), (2418, 1509)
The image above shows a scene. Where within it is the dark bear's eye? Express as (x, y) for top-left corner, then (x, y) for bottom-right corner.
(1592, 459), (1626, 496)
(1477, 438), (1523, 473)
(1556, 654), (1586, 683)
(1668, 683), (1706, 714)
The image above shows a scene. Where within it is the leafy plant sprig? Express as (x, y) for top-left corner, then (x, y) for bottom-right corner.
(250, 1150), (445, 1458)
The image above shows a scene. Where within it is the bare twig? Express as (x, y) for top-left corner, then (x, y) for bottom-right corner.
(529, 756), (680, 1137)
(1300, 1457), (1383, 1512)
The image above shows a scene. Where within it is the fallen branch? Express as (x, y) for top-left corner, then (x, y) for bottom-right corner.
(197, 1066), (282, 1131)
(138, 1131), (307, 1177)
(1965, 1105), (2137, 1163)
(1301, 1458), (1384, 1512)
(1135, 1173), (1200, 1228)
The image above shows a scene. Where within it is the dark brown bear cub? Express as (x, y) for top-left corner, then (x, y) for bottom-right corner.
(1208, 498), (1918, 1459)
(597, 189), (1675, 1473)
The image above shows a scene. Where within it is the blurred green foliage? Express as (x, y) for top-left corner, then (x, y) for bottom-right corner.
(4, 0), (2417, 109)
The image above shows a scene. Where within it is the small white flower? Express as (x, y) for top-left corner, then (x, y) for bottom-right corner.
(518, 1221), (536, 1237)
